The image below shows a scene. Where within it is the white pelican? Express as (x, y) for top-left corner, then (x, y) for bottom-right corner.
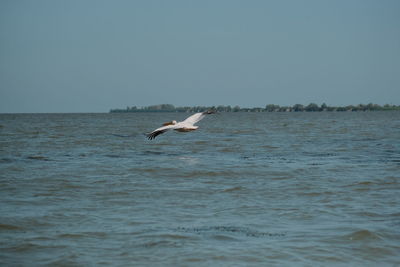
(146, 110), (215, 140)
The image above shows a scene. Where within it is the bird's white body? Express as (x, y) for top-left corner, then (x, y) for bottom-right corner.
(146, 111), (214, 140)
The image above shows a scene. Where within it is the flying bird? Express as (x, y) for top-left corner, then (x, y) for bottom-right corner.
(146, 110), (215, 140)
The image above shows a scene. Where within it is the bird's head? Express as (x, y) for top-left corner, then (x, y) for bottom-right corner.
(162, 120), (178, 126)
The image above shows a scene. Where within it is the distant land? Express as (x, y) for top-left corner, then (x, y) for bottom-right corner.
(110, 103), (400, 113)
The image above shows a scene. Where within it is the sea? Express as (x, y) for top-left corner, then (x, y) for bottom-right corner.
(0, 112), (399, 266)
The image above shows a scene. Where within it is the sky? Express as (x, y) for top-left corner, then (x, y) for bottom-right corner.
(0, 0), (399, 113)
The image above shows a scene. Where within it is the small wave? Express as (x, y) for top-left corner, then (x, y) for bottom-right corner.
(298, 191), (334, 197)
(351, 137), (379, 142)
(0, 223), (23, 231)
(59, 182), (84, 189)
(176, 226), (285, 238)
(354, 181), (374, 186)
(233, 129), (257, 134)
(194, 140), (208, 145)
(130, 167), (177, 174)
(57, 233), (85, 239)
(45, 258), (80, 267)
(142, 150), (182, 156)
(26, 155), (51, 161)
(308, 162), (325, 166)
(142, 240), (181, 248)
(261, 145), (279, 149)
(212, 234), (239, 241)
(218, 147), (240, 153)
(0, 158), (14, 164)
(207, 128), (225, 134)
(79, 231), (108, 238)
(348, 177), (399, 190)
(110, 133), (137, 138)
(104, 154), (124, 158)
(141, 233), (194, 240)
(178, 170), (239, 178)
(6, 242), (68, 252)
(303, 152), (337, 157)
(345, 230), (383, 241)
(222, 186), (244, 193)
(354, 211), (381, 217)
(142, 150), (164, 155)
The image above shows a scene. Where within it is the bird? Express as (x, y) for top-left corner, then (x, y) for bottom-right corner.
(146, 110), (215, 140)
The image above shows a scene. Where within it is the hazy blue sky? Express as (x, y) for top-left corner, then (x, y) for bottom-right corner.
(1, 0), (399, 112)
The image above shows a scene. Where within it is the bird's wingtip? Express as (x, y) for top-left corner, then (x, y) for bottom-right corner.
(144, 132), (153, 140)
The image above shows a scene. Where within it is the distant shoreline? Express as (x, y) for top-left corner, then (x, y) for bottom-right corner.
(110, 103), (400, 113)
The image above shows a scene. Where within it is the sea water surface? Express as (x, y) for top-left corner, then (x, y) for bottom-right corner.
(0, 112), (399, 266)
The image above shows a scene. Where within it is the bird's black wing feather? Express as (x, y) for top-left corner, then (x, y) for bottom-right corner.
(147, 129), (168, 140)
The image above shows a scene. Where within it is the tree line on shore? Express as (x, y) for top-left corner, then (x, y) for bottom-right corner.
(110, 103), (400, 113)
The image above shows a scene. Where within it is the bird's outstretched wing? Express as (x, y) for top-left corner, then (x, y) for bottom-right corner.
(182, 111), (214, 125)
(147, 111), (214, 140)
(146, 125), (176, 140)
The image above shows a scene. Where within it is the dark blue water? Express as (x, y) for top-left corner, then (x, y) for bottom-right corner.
(1, 112), (399, 266)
